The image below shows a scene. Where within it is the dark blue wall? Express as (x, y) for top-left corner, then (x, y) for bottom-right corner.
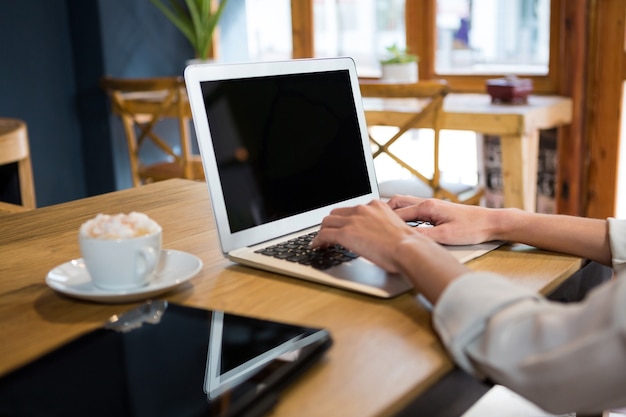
(0, 0), (194, 206)
(0, 1), (85, 206)
(98, 0), (194, 190)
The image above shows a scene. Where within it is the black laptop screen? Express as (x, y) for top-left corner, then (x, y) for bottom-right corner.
(200, 70), (371, 233)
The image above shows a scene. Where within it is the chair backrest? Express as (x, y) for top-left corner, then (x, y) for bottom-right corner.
(359, 80), (449, 133)
(360, 79), (451, 99)
(0, 118), (36, 212)
(359, 79), (480, 203)
(359, 80), (449, 194)
(101, 76), (204, 187)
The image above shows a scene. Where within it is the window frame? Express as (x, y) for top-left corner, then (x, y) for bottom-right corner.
(291, 0), (562, 94)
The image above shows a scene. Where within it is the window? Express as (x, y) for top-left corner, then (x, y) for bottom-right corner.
(307, 0), (552, 77)
(407, 0), (559, 92)
(220, 0), (559, 92)
(313, 0), (405, 77)
(436, 0), (550, 75)
(219, 0), (292, 63)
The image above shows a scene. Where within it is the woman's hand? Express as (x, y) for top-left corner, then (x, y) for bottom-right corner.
(387, 195), (498, 245)
(310, 200), (416, 273)
(311, 198), (471, 302)
(388, 194), (613, 267)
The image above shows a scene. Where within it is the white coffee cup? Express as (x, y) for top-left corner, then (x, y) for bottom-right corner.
(78, 213), (162, 290)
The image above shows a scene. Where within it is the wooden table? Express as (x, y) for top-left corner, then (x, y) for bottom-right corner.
(363, 94), (573, 211)
(0, 179), (583, 416)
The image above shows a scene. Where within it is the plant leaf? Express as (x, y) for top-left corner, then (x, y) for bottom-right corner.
(150, 0), (196, 48)
(185, 0), (205, 58)
(151, 0), (229, 60)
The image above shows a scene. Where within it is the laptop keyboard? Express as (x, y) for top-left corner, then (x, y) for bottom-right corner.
(254, 231), (359, 270)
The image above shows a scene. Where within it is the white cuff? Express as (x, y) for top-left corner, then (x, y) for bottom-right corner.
(608, 218), (626, 270)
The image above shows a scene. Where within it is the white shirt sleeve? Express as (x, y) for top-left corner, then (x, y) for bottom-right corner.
(432, 218), (626, 414)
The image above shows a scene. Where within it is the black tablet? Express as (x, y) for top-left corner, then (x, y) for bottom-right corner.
(0, 301), (332, 417)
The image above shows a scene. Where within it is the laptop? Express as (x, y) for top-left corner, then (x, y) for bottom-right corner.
(184, 57), (499, 298)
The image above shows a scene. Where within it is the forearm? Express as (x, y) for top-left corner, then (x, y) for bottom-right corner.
(489, 209), (611, 266)
(394, 236), (470, 303)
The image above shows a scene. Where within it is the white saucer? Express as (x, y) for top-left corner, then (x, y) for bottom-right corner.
(46, 249), (202, 303)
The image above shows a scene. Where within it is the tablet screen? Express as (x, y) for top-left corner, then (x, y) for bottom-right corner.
(0, 301), (332, 417)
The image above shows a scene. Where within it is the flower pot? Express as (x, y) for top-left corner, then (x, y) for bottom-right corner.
(381, 62), (418, 83)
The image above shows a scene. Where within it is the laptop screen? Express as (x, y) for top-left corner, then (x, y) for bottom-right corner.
(199, 69), (371, 233)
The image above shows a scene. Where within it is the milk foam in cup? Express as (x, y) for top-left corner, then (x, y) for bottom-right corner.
(79, 212), (162, 290)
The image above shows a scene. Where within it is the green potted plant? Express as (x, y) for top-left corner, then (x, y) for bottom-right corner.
(380, 43), (419, 82)
(150, 0), (229, 62)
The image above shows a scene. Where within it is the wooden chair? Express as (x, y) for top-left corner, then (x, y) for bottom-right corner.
(359, 80), (483, 204)
(0, 118), (36, 213)
(101, 76), (205, 187)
